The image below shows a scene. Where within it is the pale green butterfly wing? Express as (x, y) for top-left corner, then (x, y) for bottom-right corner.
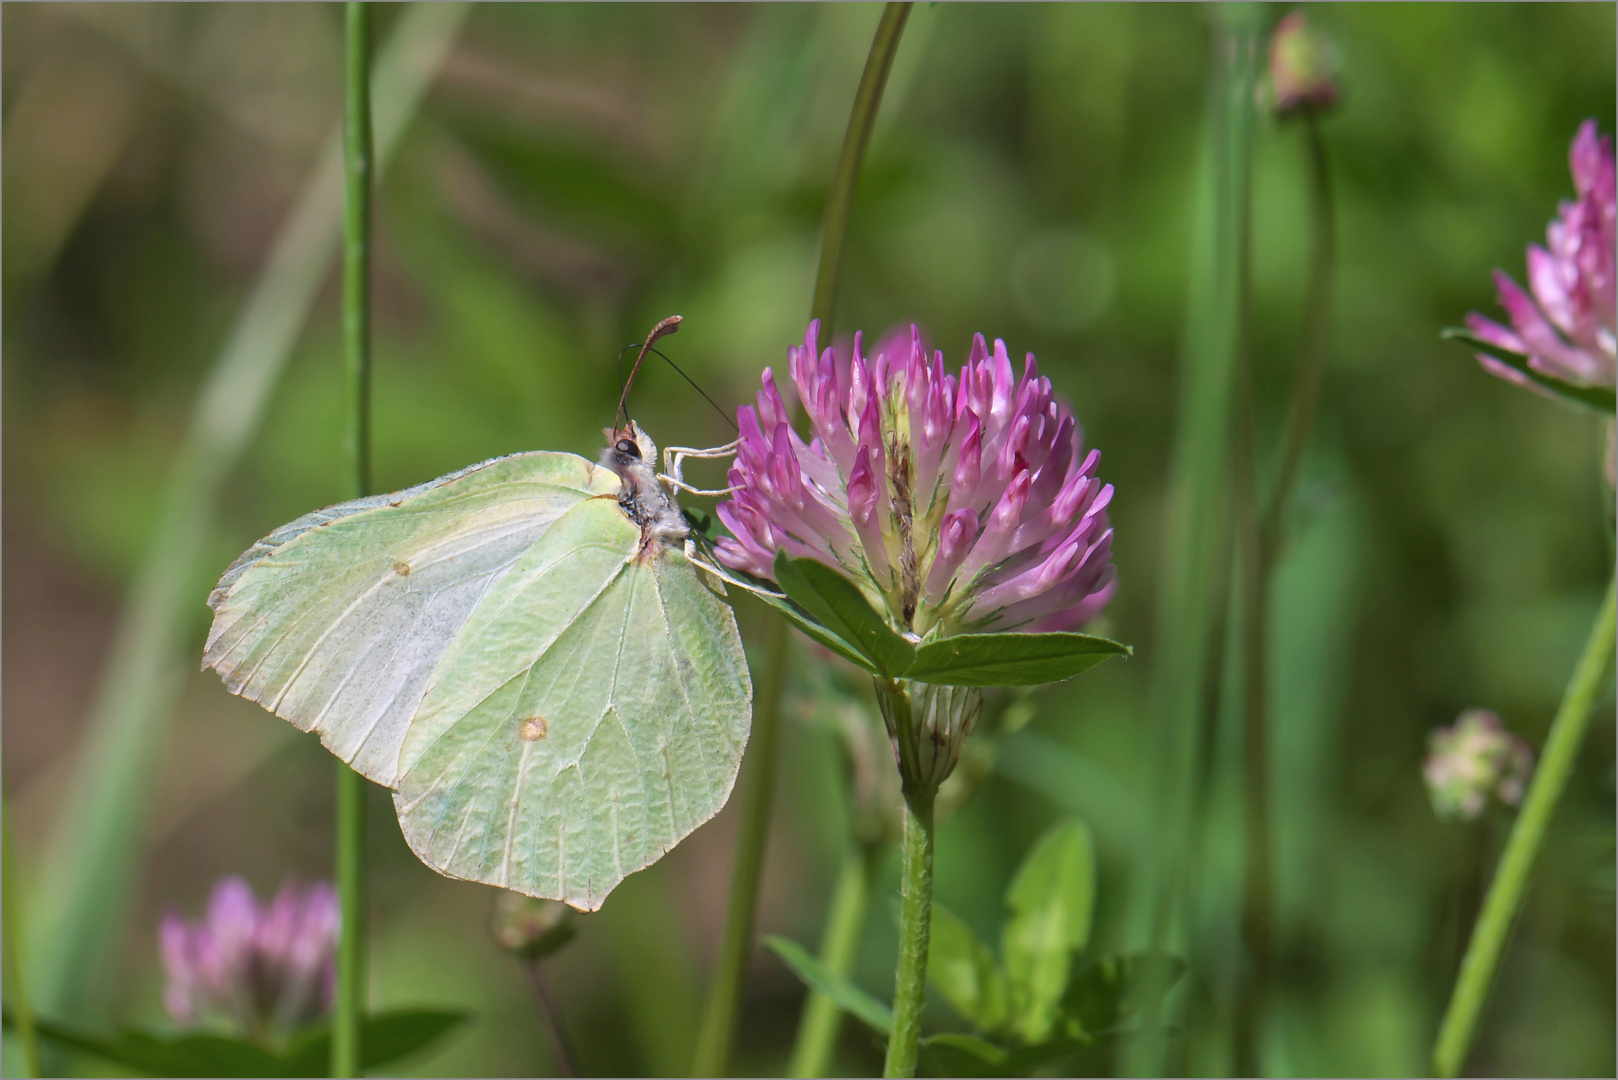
(204, 451), (618, 787)
(393, 495), (752, 910)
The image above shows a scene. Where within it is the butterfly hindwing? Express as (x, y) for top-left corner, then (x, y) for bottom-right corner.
(203, 451), (618, 787)
(393, 496), (751, 910)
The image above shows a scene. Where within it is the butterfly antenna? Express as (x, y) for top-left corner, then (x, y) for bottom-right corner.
(644, 345), (739, 433)
(615, 315), (682, 435)
(613, 316), (740, 434)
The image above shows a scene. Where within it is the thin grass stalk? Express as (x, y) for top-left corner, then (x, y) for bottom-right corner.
(2, 798), (41, 1078)
(525, 960), (580, 1078)
(1261, 114), (1335, 552)
(787, 842), (880, 1077)
(27, 5), (469, 1031)
(1128, 8), (1262, 1076)
(689, 619), (790, 1077)
(332, 5), (373, 1076)
(1234, 105), (1336, 1077)
(689, 6), (913, 1075)
(1230, 202), (1268, 1080)
(1432, 574), (1617, 1077)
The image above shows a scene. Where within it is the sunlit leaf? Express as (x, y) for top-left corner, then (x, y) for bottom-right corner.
(745, 584), (879, 674)
(764, 935), (893, 1036)
(928, 904), (1010, 1033)
(1001, 819), (1096, 1043)
(906, 633), (1130, 686)
(773, 553), (915, 678)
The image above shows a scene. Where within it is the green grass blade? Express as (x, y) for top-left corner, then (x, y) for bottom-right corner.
(2, 799), (40, 1077)
(1126, 4), (1263, 1074)
(27, 3), (471, 1026)
(766, 936), (895, 1036)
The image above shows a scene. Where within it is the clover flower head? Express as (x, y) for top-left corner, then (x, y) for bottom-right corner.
(1268, 11), (1339, 116)
(715, 322), (1116, 640)
(1466, 120), (1617, 395)
(1422, 710), (1535, 822)
(160, 877), (338, 1036)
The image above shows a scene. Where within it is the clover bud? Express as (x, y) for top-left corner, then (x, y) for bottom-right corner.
(490, 892), (577, 960)
(1423, 710), (1535, 822)
(1267, 11), (1339, 117)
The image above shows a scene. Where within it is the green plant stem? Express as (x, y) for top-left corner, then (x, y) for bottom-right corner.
(1262, 112), (1335, 552)
(1432, 574), (1617, 1077)
(690, 618), (789, 1077)
(1129, 8), (1261, 1075)
(1235, 106), (1336, 1077)
(787, 842), (881, 1078)
(691, 7), (912, 1075)
(810, 2), (912, 338)
(333, 5), (372, 1077)
(884, 791), (935, 1079)
(3, 799), (40, 1078)
(524, 959), (580, 1078)
(26, 4), (467, 1031)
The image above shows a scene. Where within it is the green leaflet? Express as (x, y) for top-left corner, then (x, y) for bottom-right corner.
(772, 552), (915, 677)
(767, 555), (1131, 686)
(929, 904), (1011, 1033)
(5, 1008), (467, 1077)
(764, 936), (894, 1035)
(1443, 328), (1618, 413)
(1001, 820), (1096, 1044)
(206, 445), (752, 910)
(906, 633), (1131, 687)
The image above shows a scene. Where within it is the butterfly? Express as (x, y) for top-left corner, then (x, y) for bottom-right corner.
(203, 317), (752, 911)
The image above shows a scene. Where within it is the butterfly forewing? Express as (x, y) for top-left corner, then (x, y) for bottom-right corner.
(203, 451), (618, 787)
(393, 496), (751, 910)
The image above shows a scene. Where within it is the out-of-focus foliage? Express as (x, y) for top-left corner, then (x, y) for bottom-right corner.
(3, 4), (1612, 1076)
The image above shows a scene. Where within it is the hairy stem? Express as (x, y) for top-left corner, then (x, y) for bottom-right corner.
(3, 798), (40, 1078)
(787, 842), (881, 1078)
(692, 7), (912, 1074)
(884, 790), (936, 1079)
(1432, 574), (1617, 1077)
(333, 4), (372, 1076)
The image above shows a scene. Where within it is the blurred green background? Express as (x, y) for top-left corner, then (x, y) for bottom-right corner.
(3, 3), (1613, 1076)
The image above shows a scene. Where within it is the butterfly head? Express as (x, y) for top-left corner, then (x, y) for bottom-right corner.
(603, 420), (659, 475)
(601, 420), (687, 549)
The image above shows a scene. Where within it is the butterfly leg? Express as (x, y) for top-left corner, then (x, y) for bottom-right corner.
(661, 441), (741, 497)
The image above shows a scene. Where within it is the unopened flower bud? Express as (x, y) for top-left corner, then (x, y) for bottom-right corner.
(1423, 710), (1535, 822)
(490, 892), (577, 960)
(877, 681), (985, 794)
(1267, 11), (1339, 117)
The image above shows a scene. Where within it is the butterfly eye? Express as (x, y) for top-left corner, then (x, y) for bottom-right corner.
(615, 438), (640, 458)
